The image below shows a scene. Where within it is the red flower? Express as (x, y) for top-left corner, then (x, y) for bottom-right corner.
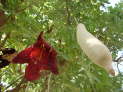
(12, 32), (58, 81)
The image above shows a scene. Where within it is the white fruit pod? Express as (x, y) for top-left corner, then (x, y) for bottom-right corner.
(76, 23), (115, 76)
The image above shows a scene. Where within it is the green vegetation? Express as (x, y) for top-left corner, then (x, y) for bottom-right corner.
(0, 0), (123, 92)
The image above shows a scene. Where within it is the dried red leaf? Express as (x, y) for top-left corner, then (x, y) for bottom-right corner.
(12, 47), (33, 64)
(25, 63), (41, 81)
(12, 32), (58, 81)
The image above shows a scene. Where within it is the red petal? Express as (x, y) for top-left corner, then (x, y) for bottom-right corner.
(25, 64), (41, 81)
(34, 32), (44, 47)
(13, 32), (59, 81)
(48, 49), (58, 74)
(49, 61), (59, 74)
(12, 46), (33, 64)
(29, 47), (42, 64)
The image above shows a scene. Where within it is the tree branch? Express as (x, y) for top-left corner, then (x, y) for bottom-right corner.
(65, 0), (71, 25)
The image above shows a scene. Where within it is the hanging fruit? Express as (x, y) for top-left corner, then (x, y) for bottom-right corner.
(76, 23), (115, 76)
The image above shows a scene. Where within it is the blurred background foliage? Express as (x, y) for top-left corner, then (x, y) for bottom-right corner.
(0, 0), (123, 92)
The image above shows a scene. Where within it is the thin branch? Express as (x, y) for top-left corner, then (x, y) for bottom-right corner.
(41, 77), (48, 92)
(65, 0), (71, 25)
(114, 57), (123, 62)
(47, 73), (52, 92)
(74, 17), (79, 25)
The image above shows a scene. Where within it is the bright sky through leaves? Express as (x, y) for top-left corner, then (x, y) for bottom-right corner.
(109, 0), (120, 6)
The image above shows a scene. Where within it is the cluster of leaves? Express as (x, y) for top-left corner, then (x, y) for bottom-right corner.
(0, 0), (123, 92)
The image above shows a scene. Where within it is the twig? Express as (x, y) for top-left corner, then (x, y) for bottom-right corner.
(114, 57), (123, 62)
(65, 0), (71, 25)
(74, 17), (79, 25)
(41, 77), (48, 92)
(47, 73), (52, 92)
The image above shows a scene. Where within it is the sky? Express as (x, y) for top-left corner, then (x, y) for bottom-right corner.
(113, 51), (123, 75)
(109, 0), (120, 7)
(100, 0), (121, 11)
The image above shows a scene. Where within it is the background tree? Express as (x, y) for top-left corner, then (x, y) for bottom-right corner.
(0, 0), (123, 92)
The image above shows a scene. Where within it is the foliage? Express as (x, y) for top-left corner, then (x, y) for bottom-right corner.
(0, 0), (123, 92)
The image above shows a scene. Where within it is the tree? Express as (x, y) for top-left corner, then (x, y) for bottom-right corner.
(0, 0), (123, 92)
